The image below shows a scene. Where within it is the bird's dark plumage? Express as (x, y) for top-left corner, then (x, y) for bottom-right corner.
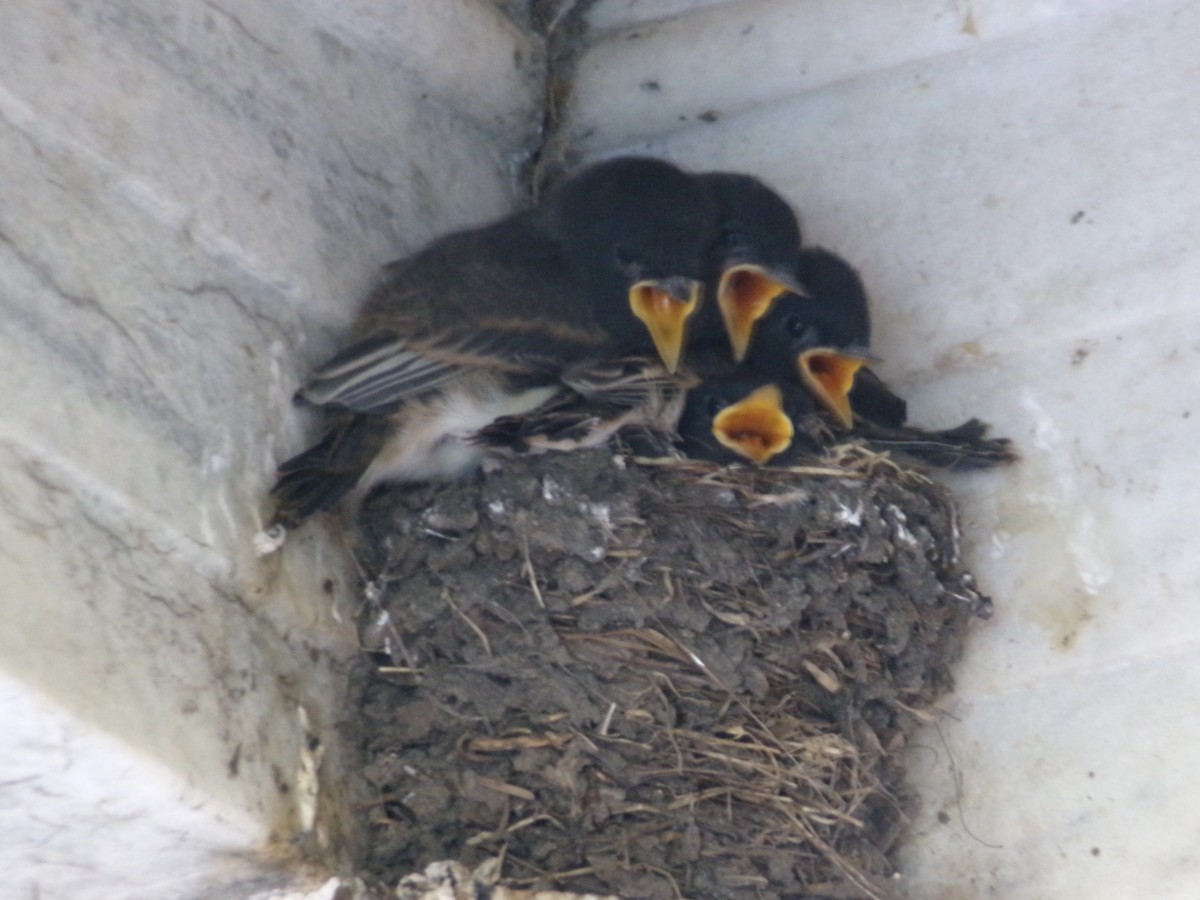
(263, 161), (1015, 548)
(472, 355), (692, 455)
(265, 156), (719, 539)
(848, 417), (1017, 470)
(267, 211), (593, 534)
(788, 248), (909, 427)
(547, 156), (719, 372)
(741, 292), (869, 430)
(695, 172), (806, 362)
(740, 249), (911, 429)
(788, 247), (873, 349)
(677, 255), (1016, 471)
(677, 367), (1015, 472)
(676, 369), (807, 466)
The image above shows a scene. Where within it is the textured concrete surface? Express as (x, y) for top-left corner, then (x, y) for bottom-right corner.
(0, 1), (542, 896)
(7, 0), (1199, 897)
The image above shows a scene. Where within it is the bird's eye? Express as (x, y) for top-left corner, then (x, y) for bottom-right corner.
(718, 226), (744, 249)
(784, 315), (818, 343)
(705, 395), (727, 418)
(613, 245), (637, 268)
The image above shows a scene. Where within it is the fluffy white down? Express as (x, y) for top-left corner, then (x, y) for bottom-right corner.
(360, 382), (560, 489)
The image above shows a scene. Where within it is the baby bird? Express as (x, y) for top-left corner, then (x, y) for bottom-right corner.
(263, 157), (716, 543)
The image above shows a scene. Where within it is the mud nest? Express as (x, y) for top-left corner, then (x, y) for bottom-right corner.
(350, 445), (991, 899)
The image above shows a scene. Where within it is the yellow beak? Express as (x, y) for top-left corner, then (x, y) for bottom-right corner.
(711, 383), (795, 465)
(796, 348), (866, 429)
(718, 264), (792, 362)
(629, 278), (703, 373)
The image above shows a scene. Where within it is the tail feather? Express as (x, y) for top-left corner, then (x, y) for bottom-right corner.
(269, 468), (362, 529)
(855, 417), (1017, 470)
(850, 367), (908, 428)
(268, 413), (389, 528)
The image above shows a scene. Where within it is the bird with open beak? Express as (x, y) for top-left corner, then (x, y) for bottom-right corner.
(261, 156), (715, 545)
(725, 248), (1016, 470)
(743, 248), (911, 432)
(548, 156), (717, 374)
(678, 363), (1015, 472)
(694, 172), (809, 363)
(676, 370), (807, 466)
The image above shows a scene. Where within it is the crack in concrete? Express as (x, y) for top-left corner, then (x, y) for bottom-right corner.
(521, 0), (597, 201)
(197, 0), (282, 58)
(0, 227), (141, 350)
(332, 134), (399, 195)
(170, 280), (276, 344)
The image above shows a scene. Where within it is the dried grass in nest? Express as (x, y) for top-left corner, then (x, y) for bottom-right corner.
(352, 442), (990, 899)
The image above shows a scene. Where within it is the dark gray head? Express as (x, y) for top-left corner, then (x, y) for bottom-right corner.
(743, 259), (874, 431)
(545, 157), (719, 371)
(696, 172), (806, 361)
(702, 172), (802, 272)
(677, 368), (805, 465)
(789, 247), (872, 347)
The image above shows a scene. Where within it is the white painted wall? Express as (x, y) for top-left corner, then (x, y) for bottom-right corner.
(7, 0), (1197, 897)
(0, 1), (541, 896)
(572, 1), (1200, 897)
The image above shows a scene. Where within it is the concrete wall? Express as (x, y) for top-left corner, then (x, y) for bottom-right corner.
(7, 0), (1200, 897)
(0, 2), (542, 896)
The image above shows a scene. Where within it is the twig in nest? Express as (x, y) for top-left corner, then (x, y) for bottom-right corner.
(467, 812), (561, 847)
(443, 590), (491, 657)
(520, 533), (546, 608)
(506, 862), (598, 885)
(780, 806), (891, 900)
(598, 701), (617, 736)
(638, 862), (684, 900)
(464, 732), (574, 755)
